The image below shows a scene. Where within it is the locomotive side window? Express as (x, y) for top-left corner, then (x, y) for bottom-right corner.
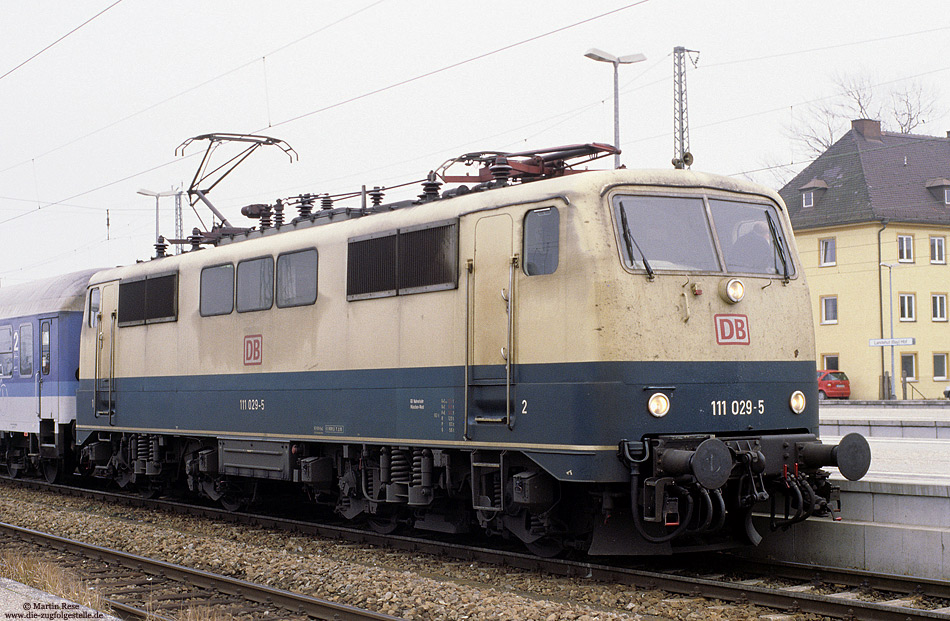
(523, 207), (559, 276)
(277, 249), (318, 308)
(200, 264), (234, 316)
(237, 256), (274, 313)
(19, 324), (33, 377)
(347, 219), (458, 300)
(0, 326), (11, 378)
(118, 273), (178, 326)
(88, 287), (101, 328)
(709, 200), (794, 277)
(613, 196), (720, 272)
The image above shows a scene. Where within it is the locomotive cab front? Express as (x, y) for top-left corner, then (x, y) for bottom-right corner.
(581, 174), (871, 554)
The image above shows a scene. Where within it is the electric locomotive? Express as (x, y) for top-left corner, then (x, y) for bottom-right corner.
(65, 142), (870, 555)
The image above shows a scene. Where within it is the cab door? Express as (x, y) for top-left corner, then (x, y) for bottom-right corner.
(94, 282), (119, 424)
(467, 214), (517, 430)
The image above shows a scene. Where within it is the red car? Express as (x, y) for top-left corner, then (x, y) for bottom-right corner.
(817, 370), (850, 400)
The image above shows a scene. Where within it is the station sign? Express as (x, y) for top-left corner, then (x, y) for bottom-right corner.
(868, 337), (916, 347)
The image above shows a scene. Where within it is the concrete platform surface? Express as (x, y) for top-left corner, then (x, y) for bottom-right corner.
(820, 402), (950, 440)
(0, 578), (120, 619)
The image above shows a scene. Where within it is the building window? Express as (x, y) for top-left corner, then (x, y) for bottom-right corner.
(822, 354), (839, 370)
(237, 256), (274, 313)
(820, 296), (838, 324)
(802, 191), (814, 208)
(898, 235), (914, 262)
(819, 238), (836, 266)
(933, 294), (948, 321)
(901, 353), (917, 381)
(523, 207), (559, 276)
(200, 264), (234, 317)
(945, 188), (950, 205)
(931, 236), (946, 264)
(934, 353), (948, 381)
(276, 249), (318, 308)
(899, 293), (916, 321)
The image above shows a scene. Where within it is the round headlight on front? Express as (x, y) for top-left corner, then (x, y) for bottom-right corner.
(789, 390), (806, 414)
(648, 392), (671, 418)
(720, 278), (745, 304)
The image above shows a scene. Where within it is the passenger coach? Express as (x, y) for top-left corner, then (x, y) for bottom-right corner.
(0, 269), (99, 481)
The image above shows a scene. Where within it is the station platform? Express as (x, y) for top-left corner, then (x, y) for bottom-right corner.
(0, 578), (120, 619)
(819, 401), (950, 440)
(746, 403), (950, 580)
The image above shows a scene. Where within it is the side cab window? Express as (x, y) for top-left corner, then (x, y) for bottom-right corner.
(523, 207), (559, 276)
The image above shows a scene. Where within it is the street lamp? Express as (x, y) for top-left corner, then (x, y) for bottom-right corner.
(584, 47), (646, 169)
(880, 262), (897, 399)
(137, 188), (178, 245)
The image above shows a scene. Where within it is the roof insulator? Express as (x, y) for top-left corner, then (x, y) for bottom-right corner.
(369, 186), (385, 206)
(274, 200), (285, 227)
(298, 194), (313, 218)
(419, 171), (442, 202)
(321, 194), (333, 210)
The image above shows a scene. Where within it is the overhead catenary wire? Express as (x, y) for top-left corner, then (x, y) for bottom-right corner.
(0, 0), (125, 83)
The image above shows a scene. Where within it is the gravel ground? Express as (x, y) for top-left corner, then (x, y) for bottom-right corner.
(0, 483), (824, 620)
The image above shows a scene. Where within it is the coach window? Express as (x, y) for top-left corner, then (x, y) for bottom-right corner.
(277, 249), (318, 308)
(237, 256), (274, 312)
(88, 287), (101, 328)
(0, 326), (12, 378)
(523, 207), (559, 276)
(200, 264), (234, 316)
(19, 324), (33, 377)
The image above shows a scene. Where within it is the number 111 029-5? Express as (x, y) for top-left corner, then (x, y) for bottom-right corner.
(711, 399), (764, 416)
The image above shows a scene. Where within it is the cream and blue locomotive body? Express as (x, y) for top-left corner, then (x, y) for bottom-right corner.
(72, 165), (869, 554)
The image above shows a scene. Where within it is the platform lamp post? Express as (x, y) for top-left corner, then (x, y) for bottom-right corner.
(584, 48), (646, 169)
(881, 262), (897, 399)
(137, 188), (178, 245)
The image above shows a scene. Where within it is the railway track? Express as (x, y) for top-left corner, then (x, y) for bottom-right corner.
(0, 520), (400, 621)
(4, 476), (950, 620)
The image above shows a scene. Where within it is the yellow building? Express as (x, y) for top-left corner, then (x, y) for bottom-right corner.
(781, 119), (950, 400)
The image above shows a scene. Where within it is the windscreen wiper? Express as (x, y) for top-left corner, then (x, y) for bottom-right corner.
(619, 205), (655, 280)
(765, 211), (789, 283)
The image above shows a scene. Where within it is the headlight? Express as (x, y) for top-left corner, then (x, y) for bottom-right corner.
(719, 278), (745, 304)
(789, 390), (806, 414)
(648, 392), (670, 418)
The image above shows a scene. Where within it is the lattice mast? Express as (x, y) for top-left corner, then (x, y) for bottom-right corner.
(672, 46), (699, 169)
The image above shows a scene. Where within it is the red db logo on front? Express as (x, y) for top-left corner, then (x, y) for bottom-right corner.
(715, 314), (750, 345)
(244, 335), (263, 365)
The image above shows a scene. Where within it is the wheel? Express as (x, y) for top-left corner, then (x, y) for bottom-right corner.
(6, 456), (23, 479)
(220, 493), (248, 512)
(818, 390), (826, 400)
(41, 459), (61, 484)
(367, 512), (400, 534)
(524, 536), (566, 558)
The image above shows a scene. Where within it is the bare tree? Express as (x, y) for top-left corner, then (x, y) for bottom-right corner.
(787, 72), (941, 157)
(890, 81), (937, 133)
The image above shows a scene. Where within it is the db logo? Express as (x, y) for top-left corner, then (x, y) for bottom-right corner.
(244, 335), (263, 365)
(715, 314), (750, 345)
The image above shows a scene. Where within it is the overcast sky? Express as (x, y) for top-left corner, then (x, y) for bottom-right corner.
(2, 1), (949, 285)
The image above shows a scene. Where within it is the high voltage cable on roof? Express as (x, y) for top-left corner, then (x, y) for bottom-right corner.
(0, 0), (125, 82)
